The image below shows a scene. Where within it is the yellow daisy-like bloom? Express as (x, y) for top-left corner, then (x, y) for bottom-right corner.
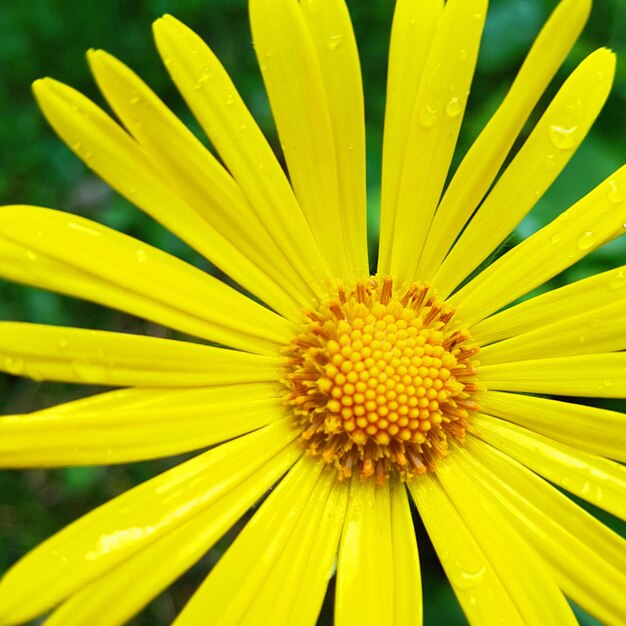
(1, 0), (626, 624)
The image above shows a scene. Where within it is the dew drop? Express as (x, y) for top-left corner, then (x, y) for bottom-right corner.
(550, 232), (561, 244)
(548, 124), (579, 150)
(418, 103), (439, 128)
(607, 179), (624, 204)
(603, 378), (613, 388)
(544, 154), (556, 172)
(4, 356), (24, 375)
(25, 250), (38, 262)
(445, 97), (462, 118)
(239, 120), (248, 131)
(129, 92), (140, 105)
(457, 49), (468, 62)
(135, 249), (147, 263)
(225, 93), (235, 106)
(328, 34), (343, 50)
(57, 337), (69, 350)
(347, 142), (354, 151)
(576, 231), (596, 250)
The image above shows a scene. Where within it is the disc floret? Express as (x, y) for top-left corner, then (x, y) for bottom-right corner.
(283, 276), (479, 483)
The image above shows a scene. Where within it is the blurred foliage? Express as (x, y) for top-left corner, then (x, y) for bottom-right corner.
(0, 0), (625, 624)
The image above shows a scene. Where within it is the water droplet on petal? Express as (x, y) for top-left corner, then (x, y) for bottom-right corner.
(550, 232), (561, 244)
(135, 249), (147, 262)
(445, 97), (462, 118)
(608, 179), (624, 204)
(225, 93), (235, 106)
(609, 269), (626, 290)
(328, 34), (343, 50)
(548, 124), (579, 150)
(57, 337), (69, 350)
(4, 356), (24, 375)
(129, 92), (140, 105)
(457, 49), (468, 62)
(419, 103), (439, 128)
(576, 231), (596, 250)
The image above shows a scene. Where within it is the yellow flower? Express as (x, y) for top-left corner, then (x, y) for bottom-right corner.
(1, 0), (625, 624)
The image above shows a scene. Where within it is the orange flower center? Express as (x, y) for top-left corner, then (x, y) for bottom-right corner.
(283, 276), (479, 483)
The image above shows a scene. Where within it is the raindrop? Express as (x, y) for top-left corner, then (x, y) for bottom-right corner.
(547, 124), (579, 150)
(607, 179), (624, 204)
(135, 249), (147, 263)
(550, 232), (561, 244)
(239, 120), (248, 131)
(25, 250), (38, 262)
(576, 231), (596, 250)
(603, 378), (613, 388)
(347, 142), (354, 151)
(225, 93), (235, 106)
(418, 103), (439, 128)
(129, 92), (140, 105)
(4, 356), (24, 375)
(328, 34), (343, 50)
(445, 97), (461, 118)
(544, 154), (556, 172)
(57, 337), (69, 350)
(457, 49), (468, 62)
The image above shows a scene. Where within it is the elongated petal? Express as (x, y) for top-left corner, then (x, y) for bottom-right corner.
(409, 474), (526, 626)
(87, 49), (316, 309)
(0, 322), (281, 386)
(435, 455), (578, 626)
(471, 265), (626, 345)
(378, 0), (443, 269)
(479, 296), (626, 365)
(250, 0), (347, 279)
(32, 78), (300, 319)
(43, 435), (298, 626)
(417, 0), (592, 279)
(0, 383), (284, 467)
(383, 0), (487, 281)
(153, 15), (333, 298)
(469, 413), (626, 521)
(0, 421), (299, 625)
(434, 49), (615, 297)
(451, 164), (626, 326)
(300, 0), (368, 278)
(479, 352), (626, 397)
(0, 206), (293, 355)
(173, 458), (345, 626)
(463, 436), (626, 626)
(478, 390), (626, 461)
(335, 477), (420, 626)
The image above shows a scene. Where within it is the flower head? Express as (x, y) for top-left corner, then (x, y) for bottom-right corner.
(1, 0), (626, 625)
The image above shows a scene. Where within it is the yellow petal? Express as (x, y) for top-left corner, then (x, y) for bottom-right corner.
(382, 0), (487, 282)
(32, 78), (300, 319)
(451, 165), (626, 327)
(409, 474), (526, 626)
(479, 352), (626, 397)
(43, 434), (299, 626)
(153, 15), (333, 298)
(335, 477), (420, 626)
(0, 322), (281, 387)
(172, 457), (345, 626)
(250, 0), (348, 280)
(0, 421), (299, 625)
(87, 49), (317, 310)
(417, 0), (592, 279)
(0, 383), (284, 467)
(377, 0), (443, 272)
(478, 390), (626, 462)
(0, 206), (293, 355)
(300, 0), (369, 278)
(470, 413), (626, 521)
(463, 435), (626, 626)
(471, 265), (626, 345)
(435, 454), (579, 626)
(434, 49), (616, 297)
(479, 296), (626, 365)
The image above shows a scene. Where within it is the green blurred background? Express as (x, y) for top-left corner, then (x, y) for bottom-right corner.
(0, 0), (625, 624)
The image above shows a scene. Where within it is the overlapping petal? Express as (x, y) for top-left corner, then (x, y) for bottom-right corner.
(0, 206), (293, 354)
(0, 322), (281, 386)
(172, 457), (345, 626)
(434, 48), (616, 297)
(0, 421), (300, 625)
(0, 383), (284, 467)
